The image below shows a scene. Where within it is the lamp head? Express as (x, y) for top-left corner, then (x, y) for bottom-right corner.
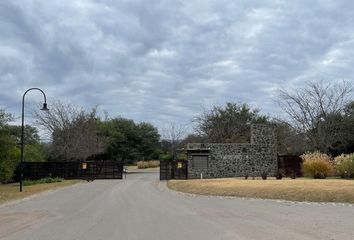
(41, 103), (49, 111)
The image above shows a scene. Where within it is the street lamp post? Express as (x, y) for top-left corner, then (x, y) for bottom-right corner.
(20, 88), (49, 192)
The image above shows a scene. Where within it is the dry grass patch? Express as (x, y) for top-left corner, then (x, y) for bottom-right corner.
(137, 160), (160, 169)
(0, 180), (83, 205)
(125, 165), (159, 171)
(125, 165), (138, 171)
(167, 178), (354, 203)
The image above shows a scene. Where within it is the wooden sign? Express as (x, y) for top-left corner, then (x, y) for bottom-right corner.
(177, 162), (183, 169)
(82, 163), (87, 170)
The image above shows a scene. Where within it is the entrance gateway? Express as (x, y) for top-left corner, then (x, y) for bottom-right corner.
(159, 124), (277, 180)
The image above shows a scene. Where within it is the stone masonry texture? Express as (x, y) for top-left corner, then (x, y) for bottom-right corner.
(187, 124), (277, 178)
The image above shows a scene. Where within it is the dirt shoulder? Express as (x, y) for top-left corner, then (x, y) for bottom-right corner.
(0, 180), (83, 205)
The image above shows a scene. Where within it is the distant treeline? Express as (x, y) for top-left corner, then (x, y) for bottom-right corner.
(1, 80), (353, 183)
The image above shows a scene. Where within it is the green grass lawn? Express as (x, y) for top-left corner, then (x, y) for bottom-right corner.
(0, 180), (83, 205)
(168, 177), (354, 203)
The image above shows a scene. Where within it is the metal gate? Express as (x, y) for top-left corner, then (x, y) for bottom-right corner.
(17, 160), (124, 181)
(81, 161), (124, 180)
(160, 160), (188, 180)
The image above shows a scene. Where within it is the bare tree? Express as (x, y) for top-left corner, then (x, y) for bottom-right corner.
(34, 101), (104, 161)
(278, 80), (353, 153)
(162, 123), (186, 158)
(273, 119), (309, 155)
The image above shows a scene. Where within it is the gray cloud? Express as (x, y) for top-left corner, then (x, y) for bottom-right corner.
(1, 0), (354, 134)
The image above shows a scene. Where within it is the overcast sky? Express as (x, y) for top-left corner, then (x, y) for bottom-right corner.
(1, 0), (354, 135)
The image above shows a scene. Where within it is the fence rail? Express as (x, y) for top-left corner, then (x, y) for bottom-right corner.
(15, 161), (123, 181)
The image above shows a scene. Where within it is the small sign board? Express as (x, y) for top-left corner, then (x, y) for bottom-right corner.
(177, 162), (183, 169)
(82, 163), (87, 170)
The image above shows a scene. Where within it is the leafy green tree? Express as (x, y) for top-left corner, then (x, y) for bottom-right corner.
(0, 109), (20, 183)
(333, 101), (354, 154)
(102, 118), (160, 162)
(23, 144), (46, 162)
(136, 122), (160, 160)
(0, 144), (20, 183)
(6, 125), (40, 145)
(102, 118), (140, 161)
(195, 102), (268, 143)
(4, 124), (45, 162)
(0, 109), (12, 126)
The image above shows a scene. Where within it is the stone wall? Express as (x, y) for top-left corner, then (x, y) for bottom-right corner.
(187, 124), (277, 178)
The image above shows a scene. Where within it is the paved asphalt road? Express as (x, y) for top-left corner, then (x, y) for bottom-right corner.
(1, 172), (354, 240)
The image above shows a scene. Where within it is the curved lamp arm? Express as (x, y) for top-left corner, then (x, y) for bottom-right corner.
(23, 87), (48, 110)
(20, 88), (49, 192)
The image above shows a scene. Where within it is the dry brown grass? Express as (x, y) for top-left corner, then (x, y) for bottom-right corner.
(137, 160), (160, 169)
(301, 151), (334, 178)
(133, 160), (160, 170)
(167, 178), (354, 203)
(0, 180), (83, 205)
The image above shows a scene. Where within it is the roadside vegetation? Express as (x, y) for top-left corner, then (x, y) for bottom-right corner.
(335, 153), (354, 178)
(23, 177), (64, 186)
(0, 179), (82, 205)
(299, 151), (354, 179)
(137, 160), (160, 169)
(301, 151), (334, 179)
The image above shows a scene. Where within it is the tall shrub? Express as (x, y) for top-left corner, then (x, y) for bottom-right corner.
(137, 161), (149, 169)
(301, 151), (333, 179)
(0, 146), (20, 183)
(335, 154), (354, 178)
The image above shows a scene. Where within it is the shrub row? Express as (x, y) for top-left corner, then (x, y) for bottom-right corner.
(301, 151), (354, 179)
(23, 177), (64, 186)
(243, 151), (354, 180)
(334, 153), (354, 178)
(137, 160), (160, 169)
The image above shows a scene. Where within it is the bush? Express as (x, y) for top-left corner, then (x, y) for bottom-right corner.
(160, 154), (173, 161)
(148, 160), (160, 168)
(261, 171), (268, 180)
(177, 153), (187, 161)
(23, 177), (63, 186)
(0, 146), (20, 183)
(301, 151), (333, 179)
(137, 161), (149, 169)
(136, 160), (159, 169)
(335, 154), (354, 178)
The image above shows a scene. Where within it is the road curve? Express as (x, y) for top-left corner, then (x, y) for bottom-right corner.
(0, 172), (353, 240)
